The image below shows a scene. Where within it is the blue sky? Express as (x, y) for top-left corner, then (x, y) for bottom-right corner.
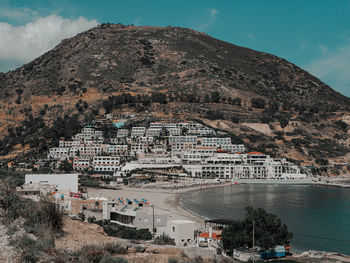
(1, 0), (350, 97)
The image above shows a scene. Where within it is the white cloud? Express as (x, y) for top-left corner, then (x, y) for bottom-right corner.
(197, 8), (219, 31)
(0, 15), (98, 72)
(307, 44), (350, 96)
(0, 7), (39, 22)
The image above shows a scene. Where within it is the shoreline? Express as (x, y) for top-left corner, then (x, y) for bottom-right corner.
(87, 182), (350, 260)
(87, 182), (232, 227)
(88, 178), (344, 225)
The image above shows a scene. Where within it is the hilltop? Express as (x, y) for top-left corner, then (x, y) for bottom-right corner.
(0, 23), (349, 171)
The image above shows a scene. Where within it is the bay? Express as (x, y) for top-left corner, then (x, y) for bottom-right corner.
(180, 184), (350, 254)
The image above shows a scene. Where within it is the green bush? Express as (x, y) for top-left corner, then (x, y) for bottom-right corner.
(103, 242), (127, 254)
(206, 110), (224, 120)
(168, 258), (179, 263)
(102, 223), (152, 240)
(88, 216), (97, 223)
(78, 212), (86, 222)
(21, 251), (39, 263)
(154, 234), (175, 245)
(24, 198), (65, 234)
(79, 244), (106, 263)
(251, 98), (266, 109)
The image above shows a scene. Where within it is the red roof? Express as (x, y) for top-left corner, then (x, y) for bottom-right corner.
(216, 149), (229, 153)
(247, 151), (264, 155)
(199, 232), (222, 240)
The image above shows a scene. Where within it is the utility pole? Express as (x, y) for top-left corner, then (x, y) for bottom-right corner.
(152, 204), (155, 238)
(252, 220), (255, 263)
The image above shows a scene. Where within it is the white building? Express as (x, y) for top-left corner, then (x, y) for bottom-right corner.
(103, 144), (128, 155)
(59, 140), (73, 148)
(168, 128), (181, 136)
(146, 128), (161, 137)
(25, 173), (79, 193)
(117, 129), (129, 138)
(180, 147), (216, 164)
(131, 127), (146, 137)
(150, 122), (163, 129)
(201, 137), (232, 147)
(48, 147), (70, 160)
(103, 201), (170, 234)
(93, 156), (120, 172)
(169, 136), (197, 144)
(166, 220), (196, 246)
(73, 157), (91, 171)
(131, 143), (149, 154)
(220, 144), (245, 153)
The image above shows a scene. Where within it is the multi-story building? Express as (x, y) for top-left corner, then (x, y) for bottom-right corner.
(168, 128), (181, 136)
(138, 136), (154, 143)
(131, 127), (146, 137)
(92, 156), (120, 172)
(48, 147), (70, 160)
(180, 147), (216, 164)
(199, 152), (305, 179)
(103, 144), (128, 155)
(73, 157), (91, 171)
(201, 137), (232, 147)
(220, 144), (245, 153)
(171, 142), (195, 152)
(117, 129), (129, 138)
(145, 128), (161, 137)
(103, 201), (170, 234)
(131, 143), (149, 154)
(150, 122), (163, 129)
(70, 144), (102, 157)
(169, 136), (197, 144)
(59, 140), (73, 148)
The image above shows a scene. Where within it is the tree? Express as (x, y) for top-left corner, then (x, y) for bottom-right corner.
(59, 159), (73, 172)
(211, 91), (221, 103)
(221, 207), (293, 252)
(279, 117), (289, 128)
(251, 98), (266, 109)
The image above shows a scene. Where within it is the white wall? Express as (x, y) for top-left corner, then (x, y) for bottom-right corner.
(166, 220), (196, 246)
(25, 173), (78, 192)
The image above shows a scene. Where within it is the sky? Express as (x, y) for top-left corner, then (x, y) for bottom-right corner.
(0, 0), (350, 97)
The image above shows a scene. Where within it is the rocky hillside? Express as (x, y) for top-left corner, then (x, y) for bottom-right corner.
(0, 23), (349, 170)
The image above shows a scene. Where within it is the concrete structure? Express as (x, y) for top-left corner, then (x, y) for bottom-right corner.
(16, 183), (57, 201)
(93, 156), (120, 172)
(131, 127), (146, 137)
(233, 249), (260, 262)
(117, 129), (129, 138)
(166, 220), (196, 246)
(25, 173), (79, 192)
(48, 147), (70, 160)
(103, 201), (170, 234)
(201, 137), (232, 147)
(146, 128), (161, 137)
(73, 157), (90, 171)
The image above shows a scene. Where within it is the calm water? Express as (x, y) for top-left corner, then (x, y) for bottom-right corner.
(180, 184), (350, 254)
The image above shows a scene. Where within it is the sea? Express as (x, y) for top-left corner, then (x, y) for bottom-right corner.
(180, 184), (350, 254)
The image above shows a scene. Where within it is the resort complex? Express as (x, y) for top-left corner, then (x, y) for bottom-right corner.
(45, 115), (307, 182)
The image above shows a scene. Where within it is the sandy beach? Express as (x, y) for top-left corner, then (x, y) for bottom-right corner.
(87, 182), (232, 228)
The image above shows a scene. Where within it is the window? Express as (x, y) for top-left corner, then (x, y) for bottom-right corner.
(172, 227), (175, 232)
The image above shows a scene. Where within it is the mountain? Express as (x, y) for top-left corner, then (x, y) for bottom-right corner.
(0, 23), (349, 172)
